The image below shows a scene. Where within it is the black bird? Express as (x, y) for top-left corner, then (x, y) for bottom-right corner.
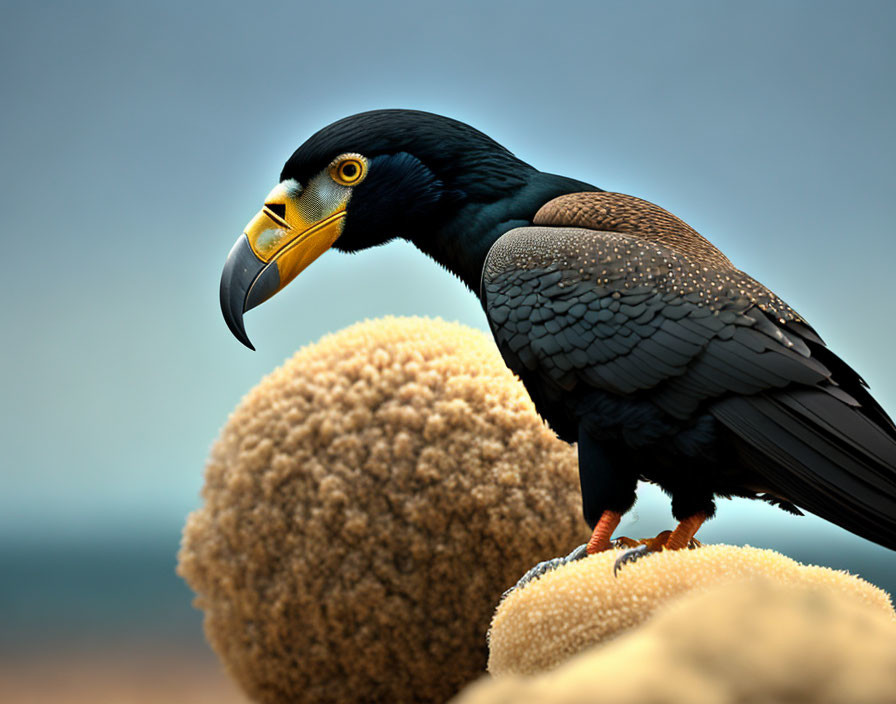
(220, 109), (896, 570)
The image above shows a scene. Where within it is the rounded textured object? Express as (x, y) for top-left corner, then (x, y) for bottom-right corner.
(488, 544), (894, 676)
(459, 579), (896, 704)
(178, 316), (586, 704)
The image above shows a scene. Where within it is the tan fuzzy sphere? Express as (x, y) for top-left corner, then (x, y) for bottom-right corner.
(457, 579), (896, 704)
(488, 544), (894, 676)
(177, 316), (587, 704)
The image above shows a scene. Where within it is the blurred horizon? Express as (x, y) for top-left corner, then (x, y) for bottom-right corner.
(1, 2), (894, 693)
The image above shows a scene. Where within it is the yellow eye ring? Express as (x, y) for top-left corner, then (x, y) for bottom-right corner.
(329, 154), (368, 186)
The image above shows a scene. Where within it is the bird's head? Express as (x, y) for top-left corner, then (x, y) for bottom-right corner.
(219, 109), (536, 349)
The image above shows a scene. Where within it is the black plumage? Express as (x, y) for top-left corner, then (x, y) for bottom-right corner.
(483, 195), (896, 548)
(221, 109), (896, 553)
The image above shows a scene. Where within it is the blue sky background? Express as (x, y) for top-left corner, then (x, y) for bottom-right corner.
(1, 0), (894, 648)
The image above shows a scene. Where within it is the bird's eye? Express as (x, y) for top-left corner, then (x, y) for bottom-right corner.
(329, 154), (368, 186)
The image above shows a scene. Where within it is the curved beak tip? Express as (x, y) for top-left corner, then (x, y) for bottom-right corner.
(219, 234), (263, 351)
(219, 281), (256, 351)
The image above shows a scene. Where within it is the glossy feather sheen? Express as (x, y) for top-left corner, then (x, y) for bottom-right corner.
(482, 192), (896, 547)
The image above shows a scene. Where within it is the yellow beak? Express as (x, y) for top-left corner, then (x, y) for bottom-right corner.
(220, 182), (346, 349)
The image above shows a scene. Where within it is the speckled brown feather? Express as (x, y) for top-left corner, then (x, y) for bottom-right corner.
(533, 192), (806, 327)
(482, 222), (828, 420)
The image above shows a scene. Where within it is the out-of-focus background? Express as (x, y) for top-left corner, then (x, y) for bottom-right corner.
(1, 1), (894, 701)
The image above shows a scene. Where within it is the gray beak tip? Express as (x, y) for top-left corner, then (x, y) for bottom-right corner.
(220, 283), (256, 351)
(220, 234), (262, 351)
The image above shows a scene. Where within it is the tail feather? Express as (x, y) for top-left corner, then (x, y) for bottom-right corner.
(784, 321), (896, 440)
(711, 389), (896, 551)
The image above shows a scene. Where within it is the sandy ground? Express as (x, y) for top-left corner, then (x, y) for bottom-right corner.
(0, 649), (248, 704)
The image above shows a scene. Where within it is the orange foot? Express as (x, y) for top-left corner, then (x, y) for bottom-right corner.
(509, 510), (624, 594)
(586, 510), (623, 553)
(613, 513), (706, 577)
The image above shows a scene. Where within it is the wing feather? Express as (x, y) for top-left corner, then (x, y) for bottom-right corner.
(482, 219), (896, 549)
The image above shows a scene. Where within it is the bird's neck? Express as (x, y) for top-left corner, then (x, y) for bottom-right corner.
(408, 172), (600, 295)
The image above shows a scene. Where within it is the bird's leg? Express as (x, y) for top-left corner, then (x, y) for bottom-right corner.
(664, 511), (707, 550)
(586, 509), (622, 554)
(508, 428), (637, 593)
(613, 512), (706, 576)
(508, 510), (622, 594)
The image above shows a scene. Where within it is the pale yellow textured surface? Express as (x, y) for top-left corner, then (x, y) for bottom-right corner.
(489, 544), (894, 676)
(460, 579), (896, 704)
(178, 316), (587, 704)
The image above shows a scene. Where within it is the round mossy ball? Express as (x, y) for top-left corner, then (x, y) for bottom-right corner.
(178, 316), (587, 704)
(458, 579), (896, 704)
(488, 544), (895, 676)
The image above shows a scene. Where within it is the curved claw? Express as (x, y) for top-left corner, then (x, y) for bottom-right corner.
(505, 543), (589, 597)
(613, 544), (651, 577)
